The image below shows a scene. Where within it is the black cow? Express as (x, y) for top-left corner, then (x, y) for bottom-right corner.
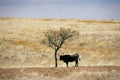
(60, 53), (80, 67)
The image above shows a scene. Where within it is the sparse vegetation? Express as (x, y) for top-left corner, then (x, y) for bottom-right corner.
(0, 18), (120, 67)
(0, 17), (120, 80)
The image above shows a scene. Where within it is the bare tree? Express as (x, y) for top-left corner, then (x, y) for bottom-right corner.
(41, 28), (78, 67)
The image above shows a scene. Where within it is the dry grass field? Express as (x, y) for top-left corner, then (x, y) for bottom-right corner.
(0, 17), (120, 80)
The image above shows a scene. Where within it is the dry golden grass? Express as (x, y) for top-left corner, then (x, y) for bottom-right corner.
(0, 17), (120, 68)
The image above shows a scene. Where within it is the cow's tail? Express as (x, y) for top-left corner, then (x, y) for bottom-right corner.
(78, 54), (81, 61)
(79, 56), (81, 61)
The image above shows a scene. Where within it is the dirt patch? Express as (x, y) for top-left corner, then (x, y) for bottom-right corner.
(0, 66), (120, 80)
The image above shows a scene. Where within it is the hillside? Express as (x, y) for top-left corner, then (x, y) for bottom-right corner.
(0, 18), (120, 67)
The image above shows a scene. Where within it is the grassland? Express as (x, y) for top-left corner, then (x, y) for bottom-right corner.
(0, 17), (120, 80)
(0, 17), (120, 67)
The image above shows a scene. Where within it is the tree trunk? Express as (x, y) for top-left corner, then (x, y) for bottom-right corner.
(55, 49), (58, 67)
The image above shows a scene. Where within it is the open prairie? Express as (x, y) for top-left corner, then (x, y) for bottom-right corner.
(0, 18), (120, 80)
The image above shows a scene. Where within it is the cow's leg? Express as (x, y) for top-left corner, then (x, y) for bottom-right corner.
(66, 62), (68, 67)
(75, 60), (78, 67)
(75, 62), (77, 67)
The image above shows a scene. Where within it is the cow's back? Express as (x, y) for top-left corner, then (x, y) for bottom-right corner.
(66, 55), (76, 62)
